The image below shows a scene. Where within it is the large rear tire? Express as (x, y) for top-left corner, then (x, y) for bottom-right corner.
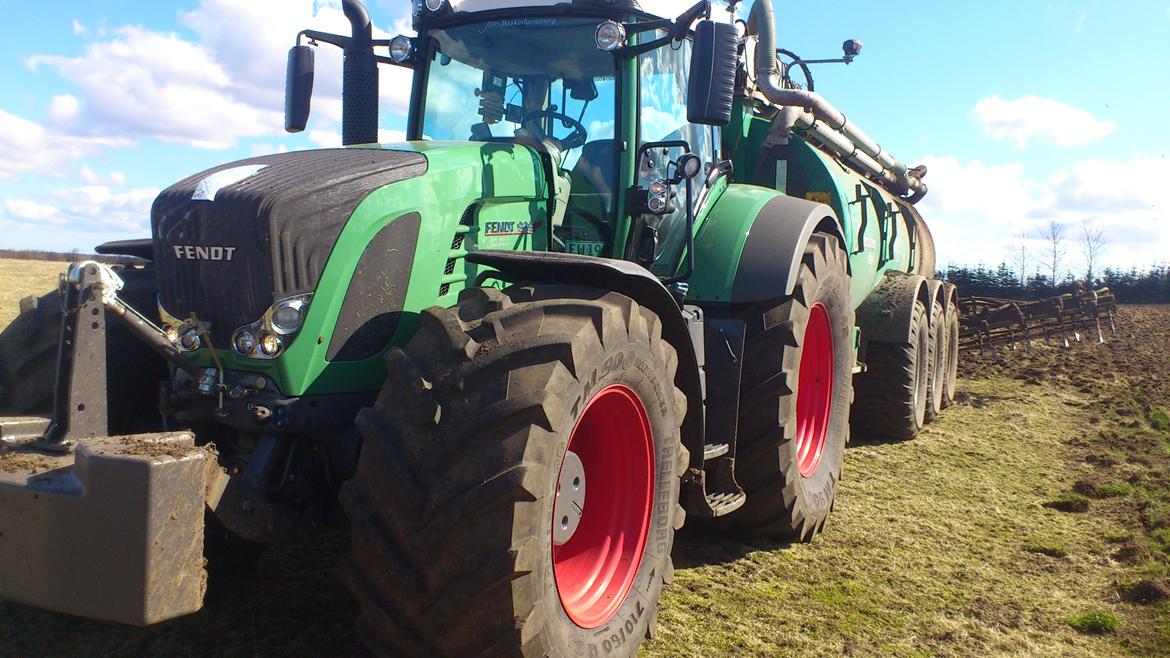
(341, 285), (687, 657)
(852, 298), (930, 440)
(0, 264), (164, 432)
(709, 233), (855, 541)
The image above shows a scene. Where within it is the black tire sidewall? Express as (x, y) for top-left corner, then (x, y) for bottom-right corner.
(538, 332), (679, 655)
(781, 255), (854, 525)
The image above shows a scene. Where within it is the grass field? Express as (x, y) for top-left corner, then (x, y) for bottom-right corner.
(0, 258), (1167, 656)
(0, 260), (66, 328)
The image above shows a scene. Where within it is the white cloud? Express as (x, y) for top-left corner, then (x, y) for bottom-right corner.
(972, 95), (1116, 149)
(27, 0), (414, 151)
(919, 154), (1169, 271)
(29, 26), (280, 149)
(0, 109), (131, 180)
(4, 198), (61, 222)
(250, 143), (290, 157)
(308, 128), (342, 148)
(79, 165), (127, 186)
(47, 94), (81, 125)
(72, 19), (86, 36)
(0, 185), (158, 234)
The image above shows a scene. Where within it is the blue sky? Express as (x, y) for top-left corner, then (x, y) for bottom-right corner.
(0, 0), (1167, 276)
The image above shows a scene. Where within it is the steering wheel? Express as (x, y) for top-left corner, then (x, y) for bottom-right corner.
(522, 110), (588, 151)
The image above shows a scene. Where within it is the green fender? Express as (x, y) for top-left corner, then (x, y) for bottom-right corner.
(686, 183), (846, 304)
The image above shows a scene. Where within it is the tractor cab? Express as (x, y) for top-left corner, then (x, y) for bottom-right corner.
(288, 0), (737, 278)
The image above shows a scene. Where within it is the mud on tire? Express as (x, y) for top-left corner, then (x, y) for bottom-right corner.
(851, 298), (930, 440)
(341, 285), (688, 657)
(709, 233), (855, 541)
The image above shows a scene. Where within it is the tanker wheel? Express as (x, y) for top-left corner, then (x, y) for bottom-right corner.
(851, 298), (930, 440)
(710, 233), (854, 541)
(341, 285), (687, 657)
(0, 264), (164, 432)
(924, 298), (945, 423)
(941, 299), (960, 408)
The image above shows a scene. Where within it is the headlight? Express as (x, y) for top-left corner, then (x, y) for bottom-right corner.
(595, 21), (626, 52)
(231, 293), (312, 359)
(271, 298), (308, 335)
(389, 36), (413, 64)
(259, 333), (283, 357)
(424, 0), (445, 11)
(233, 329), (256, 356)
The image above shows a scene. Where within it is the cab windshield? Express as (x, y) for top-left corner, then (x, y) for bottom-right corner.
(421, 18), (620, 254)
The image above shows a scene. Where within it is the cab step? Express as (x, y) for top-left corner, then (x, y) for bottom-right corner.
(703, 443), (729, 460)
(705, 491), (746, 515)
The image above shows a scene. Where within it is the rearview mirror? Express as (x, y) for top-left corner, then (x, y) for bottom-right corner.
(687, 20), (737, 126)
(285, 45), (316, 133)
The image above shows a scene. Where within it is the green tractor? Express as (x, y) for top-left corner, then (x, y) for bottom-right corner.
(0, 0), (958, 654)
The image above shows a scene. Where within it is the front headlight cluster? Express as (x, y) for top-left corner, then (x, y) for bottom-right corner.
(232, 294), (313, 360)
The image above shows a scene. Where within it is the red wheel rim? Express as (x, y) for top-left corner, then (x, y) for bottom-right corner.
(552, 384), (655, 629)
(795, 303), (834, 478)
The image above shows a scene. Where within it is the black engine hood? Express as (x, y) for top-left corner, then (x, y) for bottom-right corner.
(151, 148), (427, 343)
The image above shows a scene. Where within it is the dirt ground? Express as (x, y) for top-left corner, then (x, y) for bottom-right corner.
(0, 263), (1167, 656)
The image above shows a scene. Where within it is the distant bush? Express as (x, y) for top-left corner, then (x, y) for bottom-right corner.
(0, 249), (137, 265)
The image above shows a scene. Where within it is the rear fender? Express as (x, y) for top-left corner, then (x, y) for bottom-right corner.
(687, 185), (846, 304)
(466, 251), (705, 470)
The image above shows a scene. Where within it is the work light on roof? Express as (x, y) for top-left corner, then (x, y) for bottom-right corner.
(424, 0), (446, 12)
(595, 21), (626, 52)
(389, 36), (413, 63)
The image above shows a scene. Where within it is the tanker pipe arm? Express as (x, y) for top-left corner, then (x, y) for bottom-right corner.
(746, 0), (927, 202)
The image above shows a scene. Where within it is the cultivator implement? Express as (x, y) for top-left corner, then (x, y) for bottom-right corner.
(958, 287), (1117, 358)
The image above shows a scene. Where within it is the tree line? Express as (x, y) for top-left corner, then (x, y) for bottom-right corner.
(942, 218), (1168, 303)
(941, 262), (1169, 304)
(0, 249), (139, 265)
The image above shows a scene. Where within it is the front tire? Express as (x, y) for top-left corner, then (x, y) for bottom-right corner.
(341, 285), (687, 657)
(710, 233), (855, 541)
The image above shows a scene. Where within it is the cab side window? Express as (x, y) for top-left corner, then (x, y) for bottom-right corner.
(638, 39), (719, 276)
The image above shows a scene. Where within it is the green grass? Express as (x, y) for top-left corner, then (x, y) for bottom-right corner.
(1150, 407), (1170, 433)
(1095, 482), (1134, 498)
(1066, 611), (1120, 635)
(643, 377), (1145, 657)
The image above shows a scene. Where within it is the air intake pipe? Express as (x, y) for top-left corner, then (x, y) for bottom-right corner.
(746, 0), (926, 202)
(342, 0), (379, 146)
